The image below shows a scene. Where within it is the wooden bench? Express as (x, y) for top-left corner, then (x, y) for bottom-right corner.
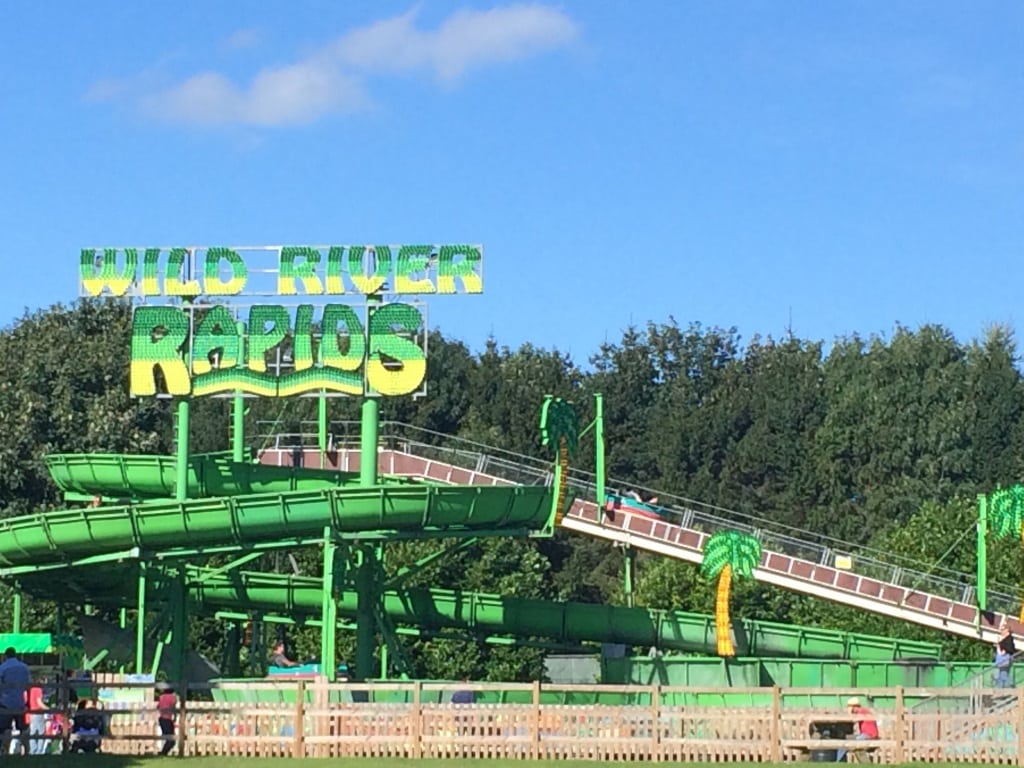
(783, 739), (894, 763)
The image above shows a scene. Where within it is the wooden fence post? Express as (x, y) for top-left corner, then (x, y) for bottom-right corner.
(293, 680), (305, 758)
(769, 686), (781, 763)
(651, 683), (660, 762)
(177, 680), (188, 757)
(412, 680), (422, 759)
(893, 686), (905, 764)
(531, 680), (541, 760)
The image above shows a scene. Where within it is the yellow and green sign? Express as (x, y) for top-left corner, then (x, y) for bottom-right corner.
(81, 245), (483, 398)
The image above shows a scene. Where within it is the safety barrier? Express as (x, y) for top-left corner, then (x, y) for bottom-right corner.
(4, 679), (1022, 761)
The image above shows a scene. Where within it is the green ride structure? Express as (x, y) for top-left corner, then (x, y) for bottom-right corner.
(0, 397), (946, 685)
(0, 243), (1017, 693)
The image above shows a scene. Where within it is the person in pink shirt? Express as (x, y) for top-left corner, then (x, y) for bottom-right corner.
(156, 685), (177, 756)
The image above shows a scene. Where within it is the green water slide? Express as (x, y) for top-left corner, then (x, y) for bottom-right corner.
(188, 568), (940, 660)
(0, 453), (941, 662)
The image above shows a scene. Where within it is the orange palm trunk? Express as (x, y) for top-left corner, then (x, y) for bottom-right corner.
(554, 437), (568, 525)
(715, 564), (735, 656)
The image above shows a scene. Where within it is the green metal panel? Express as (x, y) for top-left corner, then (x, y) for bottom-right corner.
(0, 633), (53, 653)
(605, 656), (1001, 691)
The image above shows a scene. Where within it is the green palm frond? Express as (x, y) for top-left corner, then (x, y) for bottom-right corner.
(539, 396), (579, 456)
(700, 530), (762, 580)
(990, 485), (1024, 539)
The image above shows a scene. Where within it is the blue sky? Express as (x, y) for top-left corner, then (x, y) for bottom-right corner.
(1, 1), (1021, 361)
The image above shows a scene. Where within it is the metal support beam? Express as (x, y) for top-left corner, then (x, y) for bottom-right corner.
(135, 564), (147, 674)
(175, 399), (190, 502)
(977, 493), (987, 616)
(383, 537), (479, 590)
(623, 543), (635, 608)
(170, 569), (188, 681)
(190, 551), (266, 584)
(355, 543), (378, 680)
(360, 399), (379, 486)
(320, 529), (339, 682)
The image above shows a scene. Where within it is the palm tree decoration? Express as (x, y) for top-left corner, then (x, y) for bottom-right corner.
(988, 484), (1024, 621)
(700, 530), (763, 656)
(540, 396), (579, 526)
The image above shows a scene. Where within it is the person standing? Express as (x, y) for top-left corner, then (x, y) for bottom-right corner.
(994, 641), (1014, 688)
(156, 685), (178, 756)
(0, 647), (31, 755)
(27, 677), (47, 755)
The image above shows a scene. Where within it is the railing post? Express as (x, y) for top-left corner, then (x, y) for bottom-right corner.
(769, 686), (781, 763)
(293, 680), (305, 758)
(894, 685), (905, 764)
(412, 680), (422, 759)
(1017, 686), (1024, 767)
(531, 680), (541, 760)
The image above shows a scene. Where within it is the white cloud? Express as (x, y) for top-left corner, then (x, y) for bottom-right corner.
(223, 28), (262, 51)
(143, 63), (368, 126)
(86, 3), (579, 128)
(333, 4), (579, 81)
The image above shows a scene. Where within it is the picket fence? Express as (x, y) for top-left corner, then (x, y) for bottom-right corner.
(5, 680), (1023, 763)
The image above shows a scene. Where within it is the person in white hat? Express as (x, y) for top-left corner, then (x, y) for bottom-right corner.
(836, 697), (878, 762)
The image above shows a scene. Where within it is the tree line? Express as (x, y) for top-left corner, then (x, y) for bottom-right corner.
(1, 299), (1023, 675)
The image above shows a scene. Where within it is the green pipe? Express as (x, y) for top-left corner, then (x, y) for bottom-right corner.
(189, 570), (941, 661)
(232, 321), (246, 463)
(0, 484), (553, 568)
(624, 544), (635, 608)
(318, 394), (328, 469)
(360, 399), (379, 486)
(12, 592), (20, 632)
(595, 393), (606, 509)
(175, 400), (190, 502)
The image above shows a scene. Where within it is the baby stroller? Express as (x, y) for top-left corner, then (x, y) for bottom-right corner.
(69, 705), (104, 753)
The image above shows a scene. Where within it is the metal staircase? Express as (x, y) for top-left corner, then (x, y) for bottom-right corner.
(257, 422), (1024, 646)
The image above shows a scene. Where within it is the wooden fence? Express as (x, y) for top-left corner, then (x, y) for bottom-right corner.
(4, 680), (1023, 762)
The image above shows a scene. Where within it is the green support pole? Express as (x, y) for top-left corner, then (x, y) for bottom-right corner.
(355, 544), (377, 680)
(360, 399), (379, 486)
(321, 531), (339, 682)
(119, 607), (127, 674)
(233, 321), (246, 463)
(12, 593), (20, 633)
(977, 493), (988, 615)
(175, 399), (190, 502)
(623, 544), (635, 608)
(136, 566), (147, 675)
(595, 393), (606, 509)
(170, 571), (188, 682)
(318, 393), (328, 469)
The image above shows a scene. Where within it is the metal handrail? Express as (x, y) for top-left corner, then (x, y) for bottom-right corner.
(253, 420), (1022, 617)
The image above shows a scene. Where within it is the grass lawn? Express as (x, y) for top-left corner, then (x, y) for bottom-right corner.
(12, 759), (990, 768)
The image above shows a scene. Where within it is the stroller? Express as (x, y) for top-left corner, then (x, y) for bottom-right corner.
(69, 703), (104, 754)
